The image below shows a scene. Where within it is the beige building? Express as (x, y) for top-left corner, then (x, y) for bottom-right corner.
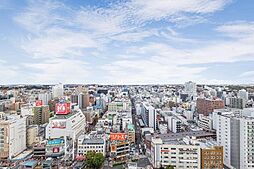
(27, 125), (41, 147)
(33, 105), (50, 125)
(0, 113), (26, 159)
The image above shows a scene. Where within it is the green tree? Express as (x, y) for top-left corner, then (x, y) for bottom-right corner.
(166, 165), (174, 169)
(85, 151), (105, 169)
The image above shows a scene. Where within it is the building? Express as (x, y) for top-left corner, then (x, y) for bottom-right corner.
(46, 107), (86, 139)
(52, 84), (64, 99)
(226, 97), (246, 109)
(33, 105), (50, 125)
(151, 137), (201, 169)
(141, 103), (157, 129)
(0, 113), (26, 159)
(184, 81), (197, 99)
(168, 116), (181, 133)
(201, 145), (223, 169)
(110, 133), (130, 162)
(38, 92), (52, 105)
(45, 138), (65, 157)
(27, 125), (41, 147)
(238, 89), (248, 101)
(196, 98), (224, 116)
(77, 135), (106, 156)
(33, 144), (46, 158)
(198, 114), (213, 130)
(213, 110), (254, 169)
(126, 124), (135, 144)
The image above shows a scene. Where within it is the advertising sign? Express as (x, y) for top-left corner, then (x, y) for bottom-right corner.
(55, 103), (70, 115)
(52, 120), (66, 129)
(36, 100), (43, 106)
(52, 147), (60, 153)
(111, 144), (117, 152)
(110, 133), (126, 141)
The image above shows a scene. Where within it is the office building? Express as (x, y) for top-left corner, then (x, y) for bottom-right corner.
(141, 103), (157, 129)
(38, 92), (52, 105)
(0, 113), (26, 159)
(213, 110), (254, 169)
(33, 105), (50, 125)
(168, 116), (181, 133)
(184, 81), (197, 99)
(77, 135), (106, 156)
(151, 137), (201, 169)
(196, 98), (224, 116)
(225, 97), (246, 109)
(201, 145), (224, 169)
(52, 84), (64, 98)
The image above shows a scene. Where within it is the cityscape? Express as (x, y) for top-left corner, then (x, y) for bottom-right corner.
(1, 0), (254, 169)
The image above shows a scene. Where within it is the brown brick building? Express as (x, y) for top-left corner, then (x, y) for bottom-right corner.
(201, 146), (224, 169)
(196, 98), (224, 116)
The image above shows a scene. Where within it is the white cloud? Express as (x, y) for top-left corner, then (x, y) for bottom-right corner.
(216, 21), (254, 38)
(8, 0), (254, 84)
(23, 58), (90, 84)
(240, 71), (254, 78)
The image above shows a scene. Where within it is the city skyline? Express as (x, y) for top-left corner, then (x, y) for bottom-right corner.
(1, 0), (254, 85)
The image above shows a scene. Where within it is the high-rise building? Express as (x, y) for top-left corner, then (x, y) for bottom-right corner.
(38, 92), (52, 105)
(226, 97), (246, 109)
(141, 103), (157, 129)
(184, 81), (197, 99)
(0, 113), (26, 160)
(52, 84), (64, 98)
(213, 110), (254, 169)
(32, 105), (50, 125)
(196, 98), (224, 116)
(238, 89), (248, 101)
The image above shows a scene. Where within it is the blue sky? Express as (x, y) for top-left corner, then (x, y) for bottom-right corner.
(0, 0), (254, 85)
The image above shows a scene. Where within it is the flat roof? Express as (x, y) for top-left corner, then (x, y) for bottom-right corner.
(82, 138), (104, 145)
(146, 131), (216, 141)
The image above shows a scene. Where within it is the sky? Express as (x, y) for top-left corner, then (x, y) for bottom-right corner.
(0, 0), (254, 85)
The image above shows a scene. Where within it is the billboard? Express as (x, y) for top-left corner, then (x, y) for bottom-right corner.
(55, 103), (70, 115)
(110, 133), (127, 141)
(52, 120), (66, 129)
(52, 147), (60, 153)
(36, 100), (43, 106)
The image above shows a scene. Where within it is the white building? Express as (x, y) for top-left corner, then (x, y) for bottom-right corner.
(0, 113), (27, 159)
(198, 114), (213, 130)
(184, 81), (197, 99)
(77, 135), (106, 156)
(151, 137), (201, 169)
(141, 103), (157, 129)
(238, 89), (248, 101)
(168, 116), (181, 133)
(46, 107), (86, 139)
(213, 109), (254, 169)
(52, 83), (64, 98)
(38, 92), (52, 105)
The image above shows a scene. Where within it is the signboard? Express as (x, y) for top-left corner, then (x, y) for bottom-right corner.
(55, 103), (70, 115)
(36, 100), (43, 106)
(52, 147), (60, 153)
(52, 120), (66, 129)
(47, 138), (64, 145)
(110, 133), (126, 141)
(111, 145), (117, 152)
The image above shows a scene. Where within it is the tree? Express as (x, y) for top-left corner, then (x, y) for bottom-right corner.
(85, 151), (105, 169)
(166, 165), (174, 169)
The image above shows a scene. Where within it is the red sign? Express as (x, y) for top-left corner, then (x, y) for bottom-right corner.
(110, 133), (126, 141)
(52, 147), (60, 153)
(36, 100), (43, 106)
(55, 103), (70, 115)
